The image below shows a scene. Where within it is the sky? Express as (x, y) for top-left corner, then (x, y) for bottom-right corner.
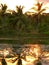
(38, 0), (49, 3)
(0, 0), (49, 13)
(0, 0), (36, 12)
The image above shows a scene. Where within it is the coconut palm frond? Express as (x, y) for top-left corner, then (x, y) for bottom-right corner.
(1, 4), (3, 7)
(26, 11), (35, 14)
(31, 7), (36, 10)
(30, 2), (46, 14)
(30, 7), (38, 11)
(38, 8), (46, 14)
(40, 2), (43, 9)
(1, 4), (7, 10)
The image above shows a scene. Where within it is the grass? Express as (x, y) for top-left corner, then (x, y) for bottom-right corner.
(0, 29), (49, 45)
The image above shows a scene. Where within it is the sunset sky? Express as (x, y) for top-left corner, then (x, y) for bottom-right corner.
(0, 0), (49, 13)
(38, 0), (49, 3)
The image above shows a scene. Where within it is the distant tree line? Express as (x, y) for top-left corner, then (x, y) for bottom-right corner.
(0, 2), (49, 35)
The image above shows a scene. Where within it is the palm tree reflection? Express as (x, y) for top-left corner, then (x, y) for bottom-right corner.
(1, 56), (7, 65)
(10, 53), (26, 65)
(1, 45), (49, 65)
(12, 54), (22, 65)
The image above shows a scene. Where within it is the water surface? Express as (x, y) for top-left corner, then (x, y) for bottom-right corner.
(0, 44), (49, 65)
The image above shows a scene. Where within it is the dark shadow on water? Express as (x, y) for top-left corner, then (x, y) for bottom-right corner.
(1, 58), (7, 65)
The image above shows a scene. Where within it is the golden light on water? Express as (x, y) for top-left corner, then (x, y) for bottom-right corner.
(29, 44), (42, 57)
(34, 45), (42, 57)
(22, 56), (38, 65)
(26, 56), (36, 62)
(0, 44), (49, 65)
(3, 49), (9, 57)
(6, 58), (18, 65)
(43, 52), (49, 57)
(5, 56), (37, 65)
(22, 59), (27, 65)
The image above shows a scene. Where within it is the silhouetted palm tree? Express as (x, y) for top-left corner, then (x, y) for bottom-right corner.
(8, 5), (25, 30)
(0, 4), (7, 15)
(31, 2), (47, 14)
(16, 5), (24, 15)
(30, 2), (47, 30)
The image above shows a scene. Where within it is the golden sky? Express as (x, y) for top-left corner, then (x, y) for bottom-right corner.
(0, 0), (49, 13)
(0, 0), (36, 12)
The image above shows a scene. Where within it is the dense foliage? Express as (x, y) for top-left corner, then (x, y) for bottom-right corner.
(0, 3), (49, 44)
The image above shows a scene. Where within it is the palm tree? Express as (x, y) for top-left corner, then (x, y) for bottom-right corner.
(9, 5), (29, 32)
(9, 5), (24, 29)
(31, 2), (47, 15)
(16, 5), (24, 15)
(30, 2), (47, 30)
(0, 4), (7, 31)
(0, 4), (7, 16)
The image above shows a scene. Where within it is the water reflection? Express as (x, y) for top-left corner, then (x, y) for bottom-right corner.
(0, 44), (49, 65)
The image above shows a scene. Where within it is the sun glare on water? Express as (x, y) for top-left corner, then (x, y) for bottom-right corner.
(0, 44), (49, 65)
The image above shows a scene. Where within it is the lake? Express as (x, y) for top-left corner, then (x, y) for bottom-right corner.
(0, 44), (49, 65)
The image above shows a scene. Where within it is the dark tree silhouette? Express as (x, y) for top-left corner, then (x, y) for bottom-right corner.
(10, 53), (26, 65)
(30, 2), (47, 30)
(0, 4), (7, 16)
(1, 57), (7, 65)
(16, 5), (24, 15)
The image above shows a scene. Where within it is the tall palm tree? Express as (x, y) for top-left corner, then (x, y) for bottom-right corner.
(30, 2), (47, 30)
(9, 5), (28, 31)
(0, 4), (7, 31)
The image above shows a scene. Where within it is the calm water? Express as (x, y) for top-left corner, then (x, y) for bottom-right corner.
(0, 44), (49, 65)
